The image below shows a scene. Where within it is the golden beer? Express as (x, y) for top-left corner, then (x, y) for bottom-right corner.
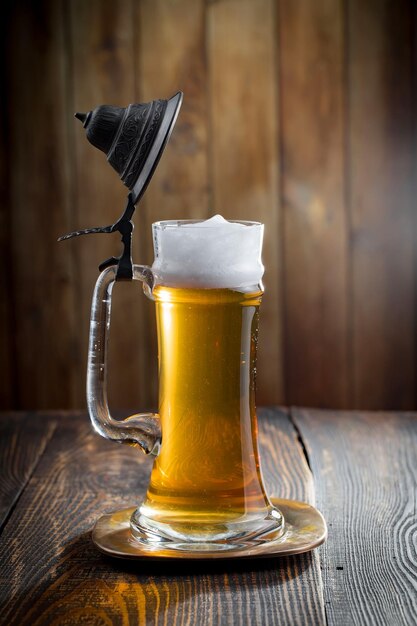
(136, 284), (274, 537)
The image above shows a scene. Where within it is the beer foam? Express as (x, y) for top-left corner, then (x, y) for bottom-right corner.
(152, 215), (264, 289)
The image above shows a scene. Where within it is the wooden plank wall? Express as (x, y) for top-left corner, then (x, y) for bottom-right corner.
(1, 0), (416, 411)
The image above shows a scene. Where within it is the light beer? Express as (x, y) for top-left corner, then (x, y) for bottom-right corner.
(139, 284), (271, 528)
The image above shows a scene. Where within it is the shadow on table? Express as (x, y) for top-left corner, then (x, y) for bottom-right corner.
(4, 531), (318, 625)
(66, 529), (316, 575)
(101, 542), (315, 577)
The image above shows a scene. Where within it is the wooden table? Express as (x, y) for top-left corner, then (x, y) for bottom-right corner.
(0, 408), (416, 625)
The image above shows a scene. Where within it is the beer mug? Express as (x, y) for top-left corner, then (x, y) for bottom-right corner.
(88, 215), (284, 549)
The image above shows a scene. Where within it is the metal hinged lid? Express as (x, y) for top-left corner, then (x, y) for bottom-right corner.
(59, 92), (183, 280)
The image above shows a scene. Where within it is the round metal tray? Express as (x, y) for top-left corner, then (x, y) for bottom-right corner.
(92, 498), (327, 561)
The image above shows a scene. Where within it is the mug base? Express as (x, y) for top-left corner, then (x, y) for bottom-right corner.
(129, 504), (285, 552)
(92, 498), (327, 559)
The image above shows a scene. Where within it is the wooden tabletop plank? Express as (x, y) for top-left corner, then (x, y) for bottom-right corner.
(0, 409), (325, 625)
(292, 407), (417, 626)
(0, 413), (56, 532)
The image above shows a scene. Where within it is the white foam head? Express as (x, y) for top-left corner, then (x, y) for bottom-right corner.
(151, 215), (264, 289)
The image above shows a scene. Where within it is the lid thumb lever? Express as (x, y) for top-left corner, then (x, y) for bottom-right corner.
(58, 193), (136, 281)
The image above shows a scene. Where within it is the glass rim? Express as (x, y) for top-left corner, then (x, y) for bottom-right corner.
(152, 218), (264, 229)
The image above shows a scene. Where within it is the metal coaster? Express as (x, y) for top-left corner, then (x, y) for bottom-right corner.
(92, 498), (327, 560)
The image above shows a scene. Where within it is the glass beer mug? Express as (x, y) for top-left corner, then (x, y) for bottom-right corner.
(88, 215), (284, 549)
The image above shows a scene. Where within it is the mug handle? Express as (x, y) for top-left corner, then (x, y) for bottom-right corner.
(87, 265), (161, 455)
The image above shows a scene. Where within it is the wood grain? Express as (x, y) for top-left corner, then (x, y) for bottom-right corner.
(2, 2), (417, 412)
(208, 0), (283, 405)
(6, 0), (80, 409)
(0, 409), (325, 626)
(348, 0), (415, 409)
(293, 407), (417, 626)
(136, 0), (210, 406)
(0, 4), (14, 408)
(0, 412), (56, 530)
(279, 0), (349, 408)
(68, 0), (149, 412)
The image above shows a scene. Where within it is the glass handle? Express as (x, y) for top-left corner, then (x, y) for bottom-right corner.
(87, 265), (161, 455)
